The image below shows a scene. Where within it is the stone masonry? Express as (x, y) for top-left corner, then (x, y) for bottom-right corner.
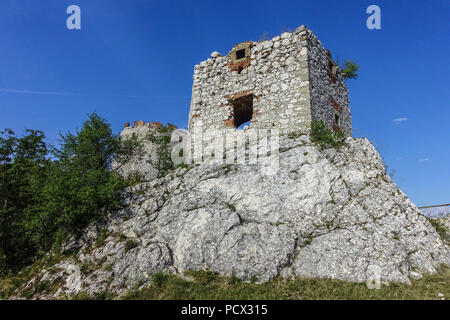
(188, 25), (352, 137)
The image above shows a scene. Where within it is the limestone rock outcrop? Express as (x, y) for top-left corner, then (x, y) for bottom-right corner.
(15, 135), (450, 298)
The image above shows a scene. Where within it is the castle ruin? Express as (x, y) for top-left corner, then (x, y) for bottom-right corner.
(120, 25), (353, 168)
(188, 25), (352, 136)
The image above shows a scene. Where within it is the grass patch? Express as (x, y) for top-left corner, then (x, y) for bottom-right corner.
(225, 203), (236, 212)
(124, 240), (139, 253)
(70, 290), (115, 300)
(287, 131), (304, 139)
(2, 265), (449, 300)
(94, 228), (109, 248)
(122, 266), (450, 300)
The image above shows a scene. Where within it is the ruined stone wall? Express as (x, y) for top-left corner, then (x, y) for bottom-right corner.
(306, 31), (352, 135)
(189, 25), (312, 136)
(188, 25), (352, 161)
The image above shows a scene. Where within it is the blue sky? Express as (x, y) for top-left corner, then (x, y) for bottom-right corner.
(0, 0), (449, 206)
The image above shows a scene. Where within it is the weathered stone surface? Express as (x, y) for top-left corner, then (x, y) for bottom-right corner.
(188, 25), (351, 138)
(15, 135), (449, 299)
(111, 124), (159, 181)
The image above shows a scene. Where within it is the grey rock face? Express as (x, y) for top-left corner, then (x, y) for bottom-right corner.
(112, 125), (159, 181)
(18, 136), (450, 298)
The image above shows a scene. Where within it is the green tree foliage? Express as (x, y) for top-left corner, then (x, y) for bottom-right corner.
(340, 60), (360, 80)
(310, 119), (345, 149)
(0, 113), (140, 274)
(0, 129), (49, 272)
(148, 125), (176, 178)
(26, 113), (130, 250)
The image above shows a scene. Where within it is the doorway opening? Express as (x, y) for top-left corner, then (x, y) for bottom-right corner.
(230, 95), (254, 129)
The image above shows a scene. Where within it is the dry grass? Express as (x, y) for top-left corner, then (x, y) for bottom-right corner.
(1, 254), (448, 300)
(121, 266), (449, 300)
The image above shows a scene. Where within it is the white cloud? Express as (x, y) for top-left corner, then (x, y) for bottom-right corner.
(418, 158), (430, 162)
(0, 88), (185, 99)
(393, 117), (408, 123)
(0, 88), (79, 96)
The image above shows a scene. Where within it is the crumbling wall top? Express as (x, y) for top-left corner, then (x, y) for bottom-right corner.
(123, 121), (176, 130)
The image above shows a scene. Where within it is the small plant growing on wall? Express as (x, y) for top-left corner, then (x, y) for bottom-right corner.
(310, 119), (345, 149)
(340, 60), (360, 80)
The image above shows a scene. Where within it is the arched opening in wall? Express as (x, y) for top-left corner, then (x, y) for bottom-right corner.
(231, 94), (254, 129)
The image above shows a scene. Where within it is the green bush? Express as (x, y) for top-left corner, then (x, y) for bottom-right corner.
(310, 119), (345, 149)
(0, 113), (140, 274)
(148, 125), (175, 178)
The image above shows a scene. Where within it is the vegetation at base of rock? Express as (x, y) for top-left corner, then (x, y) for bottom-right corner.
(0, 113), (141, 275)
(118, 266), (449, 300)
(5, 264), (445, 300)
(310, 119), (345, 149)
(0, 251), (67, 299)
(340, 60), (360, 80)
(428, 218), (450, 246)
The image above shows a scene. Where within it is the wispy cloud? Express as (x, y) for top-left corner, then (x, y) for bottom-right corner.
(393, 117), (408, 123)
(106, 94), (187, 99)
(0, 88), (80, 96)
(418, 158), (430, 162)
(0, 88), (188, 99)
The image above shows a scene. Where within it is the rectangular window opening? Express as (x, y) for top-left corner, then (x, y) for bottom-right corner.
(236, 49), (246, 60)
(334, 114), (340, 126)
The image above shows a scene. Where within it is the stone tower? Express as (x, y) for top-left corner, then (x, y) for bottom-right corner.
(188, 25), (352, 136)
